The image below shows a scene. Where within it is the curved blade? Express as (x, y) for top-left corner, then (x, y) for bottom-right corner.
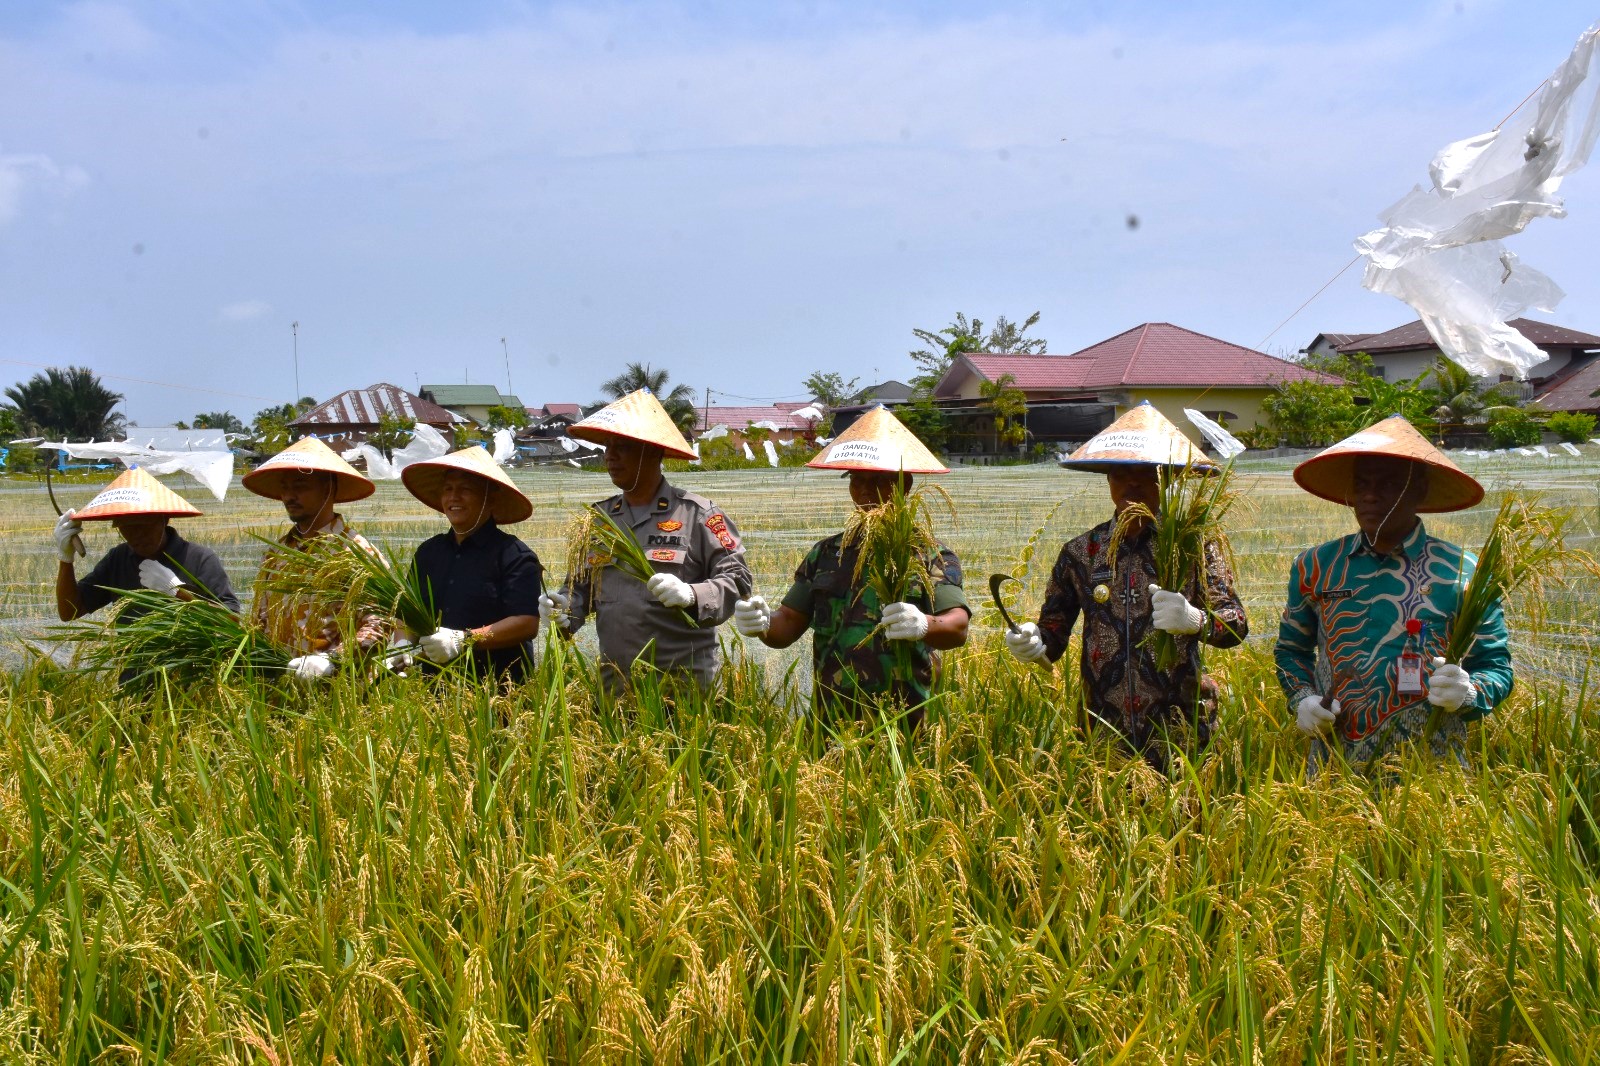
(44, 466), (63, 517)
(988, 573), (1021, 634)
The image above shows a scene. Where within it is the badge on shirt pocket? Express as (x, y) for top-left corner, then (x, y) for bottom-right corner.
(648, 548), (687, 565)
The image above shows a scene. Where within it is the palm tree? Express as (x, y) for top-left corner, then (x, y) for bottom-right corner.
(1423, 358), (1521, 426)
(3, 366), (126, 440)
(598, 362), (699, 435)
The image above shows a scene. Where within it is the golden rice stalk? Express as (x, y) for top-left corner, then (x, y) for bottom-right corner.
(51, 589), (291, 686)
(255, 533), (437, 638)
(1106, 461), (1239, 671)
(840, 480), (952, 615)
(1427, 492), (1597, 737)
(563, 505), (697, 627)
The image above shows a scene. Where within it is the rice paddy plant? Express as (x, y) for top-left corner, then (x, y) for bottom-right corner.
(563, 504), (698, 627)
(1107, 462), (1241, 671)
(47, 588), (291, 686)
(254, 533), (438, 639)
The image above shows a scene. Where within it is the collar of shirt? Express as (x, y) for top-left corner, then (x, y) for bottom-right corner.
(1348, 518), (1428, 562)
(281, 513), (350, 548)
(447, 520), (503, 552)
(608, 480), (676, 525)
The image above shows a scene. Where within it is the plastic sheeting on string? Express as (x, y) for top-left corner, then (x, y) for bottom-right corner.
(1560, 441), (1583, 456)
(1183, 409), (1247, 458)
(492, 429), (515, 465)
(741, 441), (755, 461)
(40, 441), (235, 501)
(340, 424), (452, 481)
(700, 424), (729, 440)
(762, 439), (779, 467)
(790, 405), (824, 422)
(1355, 21), (1600, 379)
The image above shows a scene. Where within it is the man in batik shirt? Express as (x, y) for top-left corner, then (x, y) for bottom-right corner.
(1275, 415), (1513, 772)
(1004, 404), (1247, 770)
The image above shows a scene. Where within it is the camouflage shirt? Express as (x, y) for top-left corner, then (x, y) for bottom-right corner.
(1035, 518), (1247, 762)
(781, 532), (969, 718)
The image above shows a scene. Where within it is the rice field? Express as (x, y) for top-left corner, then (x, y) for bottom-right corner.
(1, 454), (1598, 1062)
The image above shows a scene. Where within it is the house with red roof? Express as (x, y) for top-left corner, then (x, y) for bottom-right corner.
(1309, 318), (1600, 386)
(696, 402), (824, 447)
(928, 322), (1338, 452)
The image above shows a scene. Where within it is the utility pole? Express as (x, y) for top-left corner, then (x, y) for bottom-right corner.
(501, 337), (513, 396)
(291, 321), (300, 403)
(703, 387), (711, 429)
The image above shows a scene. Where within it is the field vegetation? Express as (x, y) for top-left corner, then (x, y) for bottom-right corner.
(1, 456), (1597, 1062)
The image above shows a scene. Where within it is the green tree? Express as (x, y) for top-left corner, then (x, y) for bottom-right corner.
(1262, 379), (1362, 448)
(1486, 408), (1543, 448)
(250, 404), (298, 453)
(802, 371), (860, 409)
(368, 411), (416, 460)
(1421, 358), (1522, 428)
(909, 311), (1045, 392)
(3, 366), (126, 440)
(598, 362), (698, 435)
(192, 411), (245, 434)
(978, 372), (1028, 452)
(1547, 410), (1597, 443)
(486, 404), (529, 431)
(895, 394), (950, 455)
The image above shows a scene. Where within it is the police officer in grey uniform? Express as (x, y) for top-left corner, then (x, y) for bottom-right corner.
(540, 389), (752, 693)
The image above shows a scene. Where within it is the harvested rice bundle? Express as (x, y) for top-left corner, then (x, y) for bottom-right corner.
(563, 505), (698, 628)
(1108, 461), (1240, 671)
(255, 534), (438, 640)
(53, 589), (290, 685)
(1427, 493), (1596, 737)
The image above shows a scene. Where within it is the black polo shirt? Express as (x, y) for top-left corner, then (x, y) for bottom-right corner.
(412, 521), (543, 680)
(76, 527), (242, 620)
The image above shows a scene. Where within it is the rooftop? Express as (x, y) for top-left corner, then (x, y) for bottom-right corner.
(1333, 318), (1600, 355)
(292, 383), (468, 428)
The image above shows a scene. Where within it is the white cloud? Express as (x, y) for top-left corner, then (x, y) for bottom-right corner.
(218, 299), (272, 321)
(0, 148), (89, 225)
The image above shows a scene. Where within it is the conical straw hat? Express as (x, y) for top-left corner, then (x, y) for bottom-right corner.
(73, 467), (203, 521)
(402, 446), (533, 525)
(807, 404), (949, 474)
(1294, 414), (1483, 513)
(1060, 402), (1213, 472)
(568, 389), (696, 460)
(242, 436), (376, 503)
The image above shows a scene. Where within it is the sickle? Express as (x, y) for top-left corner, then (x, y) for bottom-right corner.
(45, 465), (64, 517)
(988, 573), (1022, 635)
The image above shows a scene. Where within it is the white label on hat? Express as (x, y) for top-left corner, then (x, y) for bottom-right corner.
(827, 441), (891, 467)
(1331, 431), (1389, 452)
(87, 487), (150, 508)
(582, 408), (627, 429)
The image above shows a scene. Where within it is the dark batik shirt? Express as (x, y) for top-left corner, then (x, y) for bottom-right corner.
(1035, 518), (1246, 760)
(76, 527), (241, 620)
(781, 531), (968, 718)
(412, 522), (543, 680)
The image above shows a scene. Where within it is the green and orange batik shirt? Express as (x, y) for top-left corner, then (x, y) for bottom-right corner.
(1274, 521), (1513, 769)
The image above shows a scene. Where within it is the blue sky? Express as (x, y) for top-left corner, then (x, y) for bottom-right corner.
(2, 0), (1598, 425)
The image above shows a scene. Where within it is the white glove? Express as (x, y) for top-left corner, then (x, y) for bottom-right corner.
(287, 653), (335, 682)
(538, 591), (572, 630)
(881, 601), (929, 641)
(1148, 585), (1205, 635)
(734, 595), (772, 637)
(385, 636), (415, 673)
(54, 510), (85, 563)
(420, 627), (469, 663)
(1296, 694), (1340, 735)
(1427, 659), (1475, 713)
(1005, 622), (1049, 664)
(138, 559), (184, 596)
(646, 572), (696, 609)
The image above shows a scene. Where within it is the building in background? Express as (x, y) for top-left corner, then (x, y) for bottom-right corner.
(291, 383), (466, 444)
(1304, 318), (1600, 389)
(695, 403), (823, 447)
(928, 322), (1336, 454)
(419, 384), (526, 426)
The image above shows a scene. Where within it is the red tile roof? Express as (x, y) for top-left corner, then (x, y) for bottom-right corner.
(1533, 357), (1600, 413)
(937, 322), (1338, 396)
(292, 383), (467, 428)
(1335, 318), (1600, 354)
(696, 403), (822, 432)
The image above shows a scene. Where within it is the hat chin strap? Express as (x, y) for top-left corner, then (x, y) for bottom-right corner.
(294, 479), (337, 537)
(1355, 462), (1413, 552)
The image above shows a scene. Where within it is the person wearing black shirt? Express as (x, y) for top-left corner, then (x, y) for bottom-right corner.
(54, 467), (240, 622)
(400, 447), (542, 682)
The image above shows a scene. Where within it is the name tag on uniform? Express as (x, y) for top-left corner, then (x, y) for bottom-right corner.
(1397, 651), (1423, 694)
(647, 548), (687, 565)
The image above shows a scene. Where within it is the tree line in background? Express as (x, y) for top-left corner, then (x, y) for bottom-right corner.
(1255, 351), (1596, 450)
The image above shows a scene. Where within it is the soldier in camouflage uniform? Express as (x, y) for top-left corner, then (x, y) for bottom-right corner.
(736, 471), (969, 727)
(734, 406), (968, 729)
(1006, 404), (1247, 771)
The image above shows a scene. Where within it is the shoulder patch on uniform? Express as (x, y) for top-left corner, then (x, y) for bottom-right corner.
(705, 513), (739, 551)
